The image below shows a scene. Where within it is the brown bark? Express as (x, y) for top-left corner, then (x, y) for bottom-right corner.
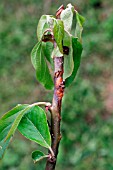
(45, 56), (64, 170)
(45, 5), (65, 170)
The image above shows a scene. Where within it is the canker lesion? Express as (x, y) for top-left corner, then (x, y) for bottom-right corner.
(54, 70), (65, 101)
(55, 81), (64, 109)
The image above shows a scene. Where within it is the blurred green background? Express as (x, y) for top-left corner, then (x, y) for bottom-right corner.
(0, 0), (113, 169)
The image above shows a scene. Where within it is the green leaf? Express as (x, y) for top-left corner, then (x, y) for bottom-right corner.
(51, 46), (63, 58)
(0, 138), (10, 159)
(63, 32), (74, 79)
(0, 104), (28, 142)
(32, 150), (47, 163)
(63, 30), (71, 47)
(53, 19), (64, 53)
(37, 15), (54, 41)
(75, 12), (85, 42)
(65, 37), (83, 87)
(0, 104), (28, 158)
(18, 106), (51, 148)
(42, 42), (53, 63)
(61, 3), (74, 32)
(63, 45), (74, 80)
(31, 42), (41, 70)
(5, 106), (31, 141)
(31, 42), (53, 90)
(37, 15), (47, 41)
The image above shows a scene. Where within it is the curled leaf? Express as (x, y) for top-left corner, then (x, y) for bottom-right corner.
(31, 42), (53, 90)
(61, 3), (74, 32)
(75, 11), (85, 42)
(42, 42), (53, 63)
(53, 19), (64, 53)
(37, 15), (54, 41)
(65, 37), (83, 87)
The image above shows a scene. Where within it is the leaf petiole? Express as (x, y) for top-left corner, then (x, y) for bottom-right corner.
(33, 155), (49, 164)
(49, 147), (55, 158)
(29, 102), (51, 108)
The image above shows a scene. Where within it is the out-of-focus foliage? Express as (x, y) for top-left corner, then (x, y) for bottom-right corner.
(0, 0), (113, 170)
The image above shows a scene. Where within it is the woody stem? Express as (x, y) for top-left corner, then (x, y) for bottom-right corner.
(45, 55), (64, 170)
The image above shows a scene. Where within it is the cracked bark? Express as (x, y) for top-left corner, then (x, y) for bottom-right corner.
(45, 56), (64, 170)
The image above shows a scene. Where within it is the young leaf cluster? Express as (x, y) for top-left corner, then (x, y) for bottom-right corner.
(31, 3), (85, 89)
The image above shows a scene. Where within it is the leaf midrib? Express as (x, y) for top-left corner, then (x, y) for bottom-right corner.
(5, 107), (30, 140)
